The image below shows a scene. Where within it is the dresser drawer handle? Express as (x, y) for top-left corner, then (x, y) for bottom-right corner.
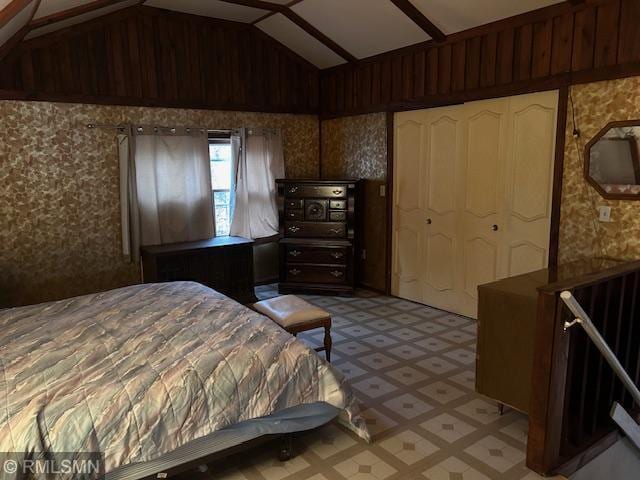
(289, 250), (302, 257)
(331, 252), (344, 259)
(330, 270), (344, 278)
(288, 212), (297, 217)
(332, 189), (343, 195)
(329, 228), (342, 234)
(289, 269), (301, 276)
(288, 186), (298, 193)
(288, 226), (300, 233)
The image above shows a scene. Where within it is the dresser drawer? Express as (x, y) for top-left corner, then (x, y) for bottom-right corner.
(285, 222), (346, 238)
(285, 265), (347, 284)
(285, 184), (347, 198)
(285, 209), (304, 220)
(286, 245), (348, 264)
(329, 200), (347, 210)
(329, 211), (346, 221)
(285, 199), (303, 209)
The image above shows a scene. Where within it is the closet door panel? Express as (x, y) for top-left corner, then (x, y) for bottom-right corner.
(464, 110), (503, 218)
(423, 109), (463, 303)
(459, 99), (508, 316)
(504, 91), (558, 277)
(392, 113), (426, 303)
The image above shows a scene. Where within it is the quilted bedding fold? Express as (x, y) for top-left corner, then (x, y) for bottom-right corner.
(0, 282), (369, 473)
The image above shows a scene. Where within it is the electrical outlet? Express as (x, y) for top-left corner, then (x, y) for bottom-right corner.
(598, 206), (612, 222)
(379, 185), (386, 197)
(361, 249), (366, 260)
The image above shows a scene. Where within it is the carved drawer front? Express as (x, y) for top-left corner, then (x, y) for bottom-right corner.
(285, 222), (346, 238)
(329, 200), (347, 210)
(285, 199), (303, 209)
(285, 184), (347, 198)
(285, 265), (348, 284)
(285, 209), (304, 220)
(329, 211), (346, 221)
(286, 245), (348, 264)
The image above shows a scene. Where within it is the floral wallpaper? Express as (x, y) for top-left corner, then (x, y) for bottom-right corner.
(0, 100), (319, 307)
(559, 78), (640, 264)
(321, 113), (388, 292)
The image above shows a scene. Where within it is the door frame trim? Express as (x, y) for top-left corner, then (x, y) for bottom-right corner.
(385, 111), (394, 295)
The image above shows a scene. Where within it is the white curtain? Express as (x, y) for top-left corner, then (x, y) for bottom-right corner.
(119, 125), (214, 259)
(118, 126), (141, 262)
(230, 128), (285, 240)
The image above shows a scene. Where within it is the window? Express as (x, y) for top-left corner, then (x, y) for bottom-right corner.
(209, 135), (233, 236)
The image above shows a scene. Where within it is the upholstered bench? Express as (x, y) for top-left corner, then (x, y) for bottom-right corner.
(254, 295), (332, 362)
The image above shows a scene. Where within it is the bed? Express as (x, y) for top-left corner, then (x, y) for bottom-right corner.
(0, 282), (369, 479)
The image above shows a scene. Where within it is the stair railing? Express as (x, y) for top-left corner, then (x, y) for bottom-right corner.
(561, 290), (640, 451)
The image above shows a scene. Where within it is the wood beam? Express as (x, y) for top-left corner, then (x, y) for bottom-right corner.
(29, 0), (132, 29)
(0, 0), (40, 61)
(219, 0), (358, 63)
(389, 0), (445, 42)
(0, 0), (33, 29)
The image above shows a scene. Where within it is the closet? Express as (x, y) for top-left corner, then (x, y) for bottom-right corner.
(392, 91), (559, 318)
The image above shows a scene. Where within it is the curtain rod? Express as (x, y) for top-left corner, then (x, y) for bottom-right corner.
(86, 124), (277, 135)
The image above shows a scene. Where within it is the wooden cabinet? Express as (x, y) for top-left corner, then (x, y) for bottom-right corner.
(277, 179), (362, 295)
(141, 236), (257, 304)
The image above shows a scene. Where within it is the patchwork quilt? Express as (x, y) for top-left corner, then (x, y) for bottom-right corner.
(0, 282), (368, 473)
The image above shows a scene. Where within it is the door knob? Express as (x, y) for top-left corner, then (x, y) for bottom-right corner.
(426, 218), (432, 224)
(491, 224), (499, 231)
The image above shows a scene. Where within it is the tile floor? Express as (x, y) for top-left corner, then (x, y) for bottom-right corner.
(178, 286), (561, 480)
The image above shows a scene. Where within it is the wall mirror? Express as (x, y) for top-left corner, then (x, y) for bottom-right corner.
(585, 120), (640, 200)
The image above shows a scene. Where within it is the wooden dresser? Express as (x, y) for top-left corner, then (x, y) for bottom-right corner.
(141, 236), (257, 304)
(276, 179), (362, 295)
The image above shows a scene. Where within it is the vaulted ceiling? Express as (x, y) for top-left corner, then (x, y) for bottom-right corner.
(1, 0), (565, 69)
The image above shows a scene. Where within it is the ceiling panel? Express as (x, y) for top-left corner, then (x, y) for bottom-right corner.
(0, 0), (35, 47)
(292, 0), (429, 60)
(34, 0), (88, 19)
(144, 0), (268, 23)
(26, 0), (138, 39)
(257, 13), (345, 69)
(409, 0), (563, 34)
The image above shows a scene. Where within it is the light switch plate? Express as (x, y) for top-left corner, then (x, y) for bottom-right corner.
(598, 206), (612, 222)
(379, 185), (386, 197)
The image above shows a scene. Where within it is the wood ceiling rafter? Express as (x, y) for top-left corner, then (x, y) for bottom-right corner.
(389, 0), (446, 42)
(0, 0), (40, 61)
(218, 0), (358, 63)
(0, 0), (33, 29)
(29, 0), (134, 29)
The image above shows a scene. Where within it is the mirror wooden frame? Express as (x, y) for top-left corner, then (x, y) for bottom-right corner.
(584, 119), (640, 201)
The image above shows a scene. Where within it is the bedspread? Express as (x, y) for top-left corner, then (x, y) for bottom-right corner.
(0, 282), (368, 474)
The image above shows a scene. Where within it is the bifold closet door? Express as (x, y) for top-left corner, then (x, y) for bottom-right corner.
(392, 91), (558, 318)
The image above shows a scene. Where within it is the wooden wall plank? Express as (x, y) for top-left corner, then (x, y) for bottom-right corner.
(571, 7), (596, 71)
(496, 28), (514, 85)
(514, 23), (533, 82)
(532, 19), (552, 78)
(0, 5), (319, 113)
(480, 32), (497, 88)
(618, 0), (640, 64)
(550, 13), (574, 75)
(451, 40), (466, 91)
(318, 0), (640, 117)
(594, 0), (620, 68)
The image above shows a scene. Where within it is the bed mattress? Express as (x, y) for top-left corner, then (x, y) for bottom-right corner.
(0, 282), (368, 476)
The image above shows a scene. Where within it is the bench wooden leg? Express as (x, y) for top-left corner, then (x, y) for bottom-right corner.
(324, 325), (332, 362)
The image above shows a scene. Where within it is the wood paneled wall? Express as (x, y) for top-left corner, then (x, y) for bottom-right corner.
(0, 6), (319, 113)
(320, 0), (640, 117)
